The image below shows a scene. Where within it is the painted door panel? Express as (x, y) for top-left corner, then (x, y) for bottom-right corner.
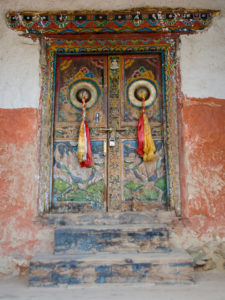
(121, 55), (167, 210)
(53, 55), (107, 211)
(52, 54), (166, 212)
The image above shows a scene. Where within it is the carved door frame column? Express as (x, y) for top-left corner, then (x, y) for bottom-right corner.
(38, 36), (181, 214)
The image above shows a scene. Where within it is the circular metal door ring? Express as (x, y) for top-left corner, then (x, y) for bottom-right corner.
(127, 79), (157, 108)
(69, 79), (100, 110)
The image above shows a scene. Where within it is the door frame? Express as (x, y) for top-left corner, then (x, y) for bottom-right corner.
(38, 35), (181, 215)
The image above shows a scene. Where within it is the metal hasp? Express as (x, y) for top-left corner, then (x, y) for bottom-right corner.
(98, 127), (129, 147)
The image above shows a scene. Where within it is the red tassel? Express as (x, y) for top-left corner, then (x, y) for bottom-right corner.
(80, 121), (92, 168)
(137, 112), (145, 157)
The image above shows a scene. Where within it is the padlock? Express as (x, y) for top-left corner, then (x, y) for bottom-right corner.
(109, 135), (116, 147)
(96, 112), (100, 124)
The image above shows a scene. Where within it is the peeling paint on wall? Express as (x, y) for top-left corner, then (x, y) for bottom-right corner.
(180, 97), (225, 237)
(0, 109), (54, 276)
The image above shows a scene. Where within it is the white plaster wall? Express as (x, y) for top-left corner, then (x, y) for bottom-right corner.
(180, 10), (225, 99)
(0, 0), (225, 108)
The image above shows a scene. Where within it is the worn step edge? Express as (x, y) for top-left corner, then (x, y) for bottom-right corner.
(54, 223), (169, 231)
(39, 210), (175, 226)
(30, 248), (192, 265)
(29, 249), (194, 286)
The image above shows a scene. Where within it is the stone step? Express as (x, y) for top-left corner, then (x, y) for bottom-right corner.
(54, 224), (169, 254)
(29, 249), (194, 286)
(41, 210), (175, 226)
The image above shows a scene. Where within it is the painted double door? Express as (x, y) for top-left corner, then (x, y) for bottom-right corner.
(52, 53), (166, 212)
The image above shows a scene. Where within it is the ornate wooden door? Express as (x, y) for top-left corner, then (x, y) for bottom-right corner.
(52, 54), (166, 212)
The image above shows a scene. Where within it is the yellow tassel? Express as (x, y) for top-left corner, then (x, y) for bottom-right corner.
(143, 114), (156, 161)
(77, 120), (85, 163)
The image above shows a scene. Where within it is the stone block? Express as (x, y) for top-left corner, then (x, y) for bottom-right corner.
(54, 224), (169, 254)
(29, 249), (194, 286)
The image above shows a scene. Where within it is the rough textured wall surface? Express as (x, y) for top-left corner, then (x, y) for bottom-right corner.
(170, 97), (225, 270)
(0, 0), (225, 275)
(182, 97), (225, 233)
(0, 109), (54, 276)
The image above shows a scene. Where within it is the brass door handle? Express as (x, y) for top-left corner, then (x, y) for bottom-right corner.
(97, 127), (113, 132)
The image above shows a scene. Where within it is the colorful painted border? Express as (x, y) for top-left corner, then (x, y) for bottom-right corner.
(38, 38), (181, 215)
(6, 9), (219, 36)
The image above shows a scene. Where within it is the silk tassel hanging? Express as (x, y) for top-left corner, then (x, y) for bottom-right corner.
(77, 93), (93, 167)
(137, 92), (156, 161)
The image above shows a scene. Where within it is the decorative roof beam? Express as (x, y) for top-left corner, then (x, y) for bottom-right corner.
(6, 8), (219, 37)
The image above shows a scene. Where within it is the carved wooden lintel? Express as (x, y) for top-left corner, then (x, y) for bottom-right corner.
(6, 8), (219, 37)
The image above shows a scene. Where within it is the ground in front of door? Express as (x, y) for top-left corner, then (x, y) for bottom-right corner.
(0, 272), (225, 300)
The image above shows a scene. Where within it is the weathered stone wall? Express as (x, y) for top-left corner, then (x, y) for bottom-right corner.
(0, 0), (225, 275)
